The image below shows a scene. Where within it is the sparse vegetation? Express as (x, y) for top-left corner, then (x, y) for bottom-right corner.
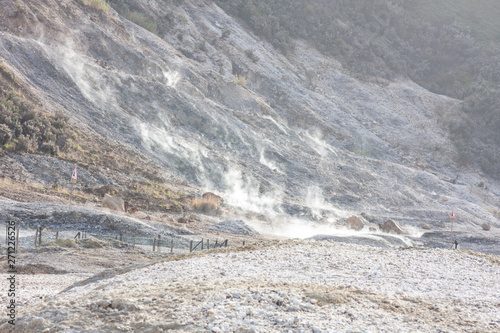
(245, 49), (259, 63)
(81, 0), (111, 12)
(107, 0), (158, 34)
(13, 2), (27, 17)
(122, 9), (158, 34)
(233, 74), (247, 87)
(221, 28), (231, 39)
(0, 63), (69, 155)
(192, 196), (219, 214)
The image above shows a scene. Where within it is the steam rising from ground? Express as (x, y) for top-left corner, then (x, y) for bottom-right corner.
(138, 122), (215, 185)
(138, 115), (422, 248)
(52, 39), (118, 111)
(302, 129), (338, 157)
(304, 186), (348, 220)
(247, 216), (419, 248)
(259, 148), (283, 174)
(163, 69), (180, 88)
(261, 115), (289, 135)
(223, 167), (282, 215)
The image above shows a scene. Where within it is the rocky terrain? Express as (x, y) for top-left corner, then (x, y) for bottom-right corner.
(1, 0), (498, 250)
(3, 240), (500, 332)
(0, 0), (499, 331)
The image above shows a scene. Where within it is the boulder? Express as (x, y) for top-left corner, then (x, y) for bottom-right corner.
(346, 216), (364, 231)
(378, 219), (404, 234)
(102, 194), (125, 212)
(93, 185), (119, 197)
(422, 224), (431, 230)
(202, 192), (224, 205)
(482, 223), (491, 231)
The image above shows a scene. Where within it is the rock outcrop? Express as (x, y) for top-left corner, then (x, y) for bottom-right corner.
(482, 223), (491, 231)
(102, 194), (125, 212)
(202, 192), (224, 206)
(378, 220), (404, 234)
(0, 0), (498, 241)
(346, 216), (364, 231)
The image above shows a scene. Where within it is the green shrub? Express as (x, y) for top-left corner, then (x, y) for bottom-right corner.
(123, 10), (158, 34)
(0, 65), (69, 154)
(107, 0), (158, 34)
(3, 143), (15, 151)
(0, 124), (11, 144)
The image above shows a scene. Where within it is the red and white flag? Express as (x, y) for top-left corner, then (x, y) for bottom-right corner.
(71, 166), (77, 180)
(450, 209), (455, 219)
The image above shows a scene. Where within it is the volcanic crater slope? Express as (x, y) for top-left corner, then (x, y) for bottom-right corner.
(0, 1), (499, 255)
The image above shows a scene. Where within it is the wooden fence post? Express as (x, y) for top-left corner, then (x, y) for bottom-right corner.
(243, 241), (245, 246)
(133, 235), (135, 248)
(38, 226), (42, 245)
(56, 231), (59, 241)
(207, 239), (210, 250)
(189, 240), (193, 252)
(153, 238), (156, 252)
(201, 238), (204, 250)
(120, 233), (123, 242)
(34, 229), (38, 247)
(170, 239), (173, 253)
(158, 235), (161, 253)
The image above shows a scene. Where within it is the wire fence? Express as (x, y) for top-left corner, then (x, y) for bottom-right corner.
(2, 225), (230, 255)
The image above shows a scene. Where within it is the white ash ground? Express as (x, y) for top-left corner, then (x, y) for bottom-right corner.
(7, 240), (500, 332)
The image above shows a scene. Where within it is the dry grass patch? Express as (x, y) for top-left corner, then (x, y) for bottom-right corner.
(192, 195), (219, 214)
(82, 0), (110, 12)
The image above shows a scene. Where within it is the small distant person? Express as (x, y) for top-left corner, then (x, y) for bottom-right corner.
(454, 239), (458, 249)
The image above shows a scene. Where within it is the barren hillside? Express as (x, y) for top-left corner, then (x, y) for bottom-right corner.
(1, 0), (498, 249)
(1, 0), (500, 331)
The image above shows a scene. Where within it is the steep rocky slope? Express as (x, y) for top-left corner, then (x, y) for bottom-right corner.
(0, 0), (499, 251)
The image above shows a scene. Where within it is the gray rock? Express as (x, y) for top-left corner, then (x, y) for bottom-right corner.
(203, 220), (259, 236)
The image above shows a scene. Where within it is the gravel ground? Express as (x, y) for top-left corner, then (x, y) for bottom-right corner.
(5, 240), (499, 332)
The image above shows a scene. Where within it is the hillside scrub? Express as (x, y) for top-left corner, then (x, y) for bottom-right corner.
(213, 0), (500, 178)
(0, 64), (69, 155)
(81, 0), (111, 12)
(108, 0), (159, 34)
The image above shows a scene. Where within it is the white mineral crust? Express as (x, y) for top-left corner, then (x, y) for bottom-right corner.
(6, 240), (500, 332)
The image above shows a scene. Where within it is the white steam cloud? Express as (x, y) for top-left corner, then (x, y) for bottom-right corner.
(163, 69), (180, 88)
(247, 215), (419, 248)
(302, 129), (338, 157)
(259, 148), (283, 174)
(222, 166), (282, 215)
